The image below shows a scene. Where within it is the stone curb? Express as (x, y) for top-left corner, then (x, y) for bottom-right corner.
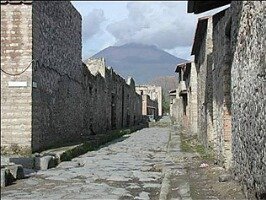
(1, 164), (25, 188)
(1, 123), (147, 188)
(159, 170), (171, 200)
(159, 125), (192, 200)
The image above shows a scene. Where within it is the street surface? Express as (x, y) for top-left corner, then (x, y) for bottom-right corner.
(1, 117), (245, 200)
(2, 118), (175, 199)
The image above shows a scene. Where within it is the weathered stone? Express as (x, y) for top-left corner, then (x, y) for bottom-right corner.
(136, 85), (162, 117)
(1, 0), (33, 154)
(135, 191), (150, 200)
(35, 156), (56, 170)
(6, 164), (24, 179)
(230, 1), (266, 196)
(218, 174), (232, 182)
(177, 1), (266, 198)
(1, 168), (6, 187)
(9, 157), (35, 169)
(1, 168), (14, 187)
(171, 61), (198, 136)
(57, 161), (80, 169)
(1, 156), (10, 167)
(1, 2), (143, 155)
(23, 168), (36, 177)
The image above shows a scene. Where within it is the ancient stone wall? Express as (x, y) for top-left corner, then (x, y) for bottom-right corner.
(84, 59), (142, 130)
(169, 91), (176, 118)
(192, 1), (265, 196)
(187, 62), (198, 135)
(31, 1), (83, 151)
(194, 17), (214, 148)
(212, 9), (233, 169)
(170, 96), (184, 126)
(1, 2), (143, 153)
(230, 1), (266, 197)
(1, 2), (33, 154)
(86, 57), (107, 77)
(169, 80), (185, 127)
(171, 62), (197, 134)
(135, 85), (163, 116)
(141, 95), (158, 117)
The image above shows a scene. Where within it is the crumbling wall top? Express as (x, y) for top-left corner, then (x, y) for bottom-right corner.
(1, 1), (32, 4)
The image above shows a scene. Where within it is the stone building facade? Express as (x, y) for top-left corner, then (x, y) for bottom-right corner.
(1, 0), (35, 154)
(1, 1), (142, 154)
(135, 85), (162, 116)
(192, 16), (215, 148)
(187, 1), (266, 198)
(169, 89), (177, 118)
(230, 2), (265, 198)
(141, 94), (158, 118)
(169, 61), (197, 136)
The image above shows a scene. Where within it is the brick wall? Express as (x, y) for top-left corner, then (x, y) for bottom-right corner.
(1, 3), (33, 154)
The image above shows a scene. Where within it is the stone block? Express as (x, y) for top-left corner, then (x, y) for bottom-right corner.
(1, 168), (14, 187)
(6, 164), (24, 179)
(1, 156), (10, 167)
(9, 157), (35, 169)
(219, 174), (232, 182)
(1, 168), (6, 187)
(35, 155), (56, 170)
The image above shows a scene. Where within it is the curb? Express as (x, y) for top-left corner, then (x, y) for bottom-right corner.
(1, 123), (147, 188)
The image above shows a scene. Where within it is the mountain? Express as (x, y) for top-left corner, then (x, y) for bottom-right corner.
(89, 43), (187, 84)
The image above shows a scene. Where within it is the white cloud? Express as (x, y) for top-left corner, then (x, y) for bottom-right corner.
(106, 2), (198, 50)
(82, 9), (106, 41)
(73, 1), (230, 60)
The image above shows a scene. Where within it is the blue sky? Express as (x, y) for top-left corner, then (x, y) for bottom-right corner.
(71, 1), (228, 60)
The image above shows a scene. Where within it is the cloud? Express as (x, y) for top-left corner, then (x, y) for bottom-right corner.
(82, 9), (106, 41)
(106, 2), (197, 50)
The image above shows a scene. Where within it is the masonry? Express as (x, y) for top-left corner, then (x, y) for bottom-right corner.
(140, 94), (158, 118)
(1, 1), (142, 154)
(135, 85), (163, 116)
(185, 1), (265, 198)
(172, 61), (198, 136)
(1, 1), (33, 154)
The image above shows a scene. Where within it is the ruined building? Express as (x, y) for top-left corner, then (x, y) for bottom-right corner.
(140, 94), (158, 118)
(171, 61), (197, 136)
(170, 1), (265, 198)
(1, 1), (142, 154)
(135, 85), (163, 116)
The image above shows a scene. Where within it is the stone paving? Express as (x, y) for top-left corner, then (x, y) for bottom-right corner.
(1, 119), (175, 199)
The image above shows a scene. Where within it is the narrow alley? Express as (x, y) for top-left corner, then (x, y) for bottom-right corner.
(1, 117), (245, 200)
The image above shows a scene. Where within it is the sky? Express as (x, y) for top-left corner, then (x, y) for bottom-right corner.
(71, 1), (229, 61)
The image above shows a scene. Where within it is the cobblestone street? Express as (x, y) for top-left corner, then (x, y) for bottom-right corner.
(1, 117), (247, 200)
(1, 118), (176, 199)
(1, 2), (264, 199)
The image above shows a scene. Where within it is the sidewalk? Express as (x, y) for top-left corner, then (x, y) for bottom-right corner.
(160, 125), (247, 200)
